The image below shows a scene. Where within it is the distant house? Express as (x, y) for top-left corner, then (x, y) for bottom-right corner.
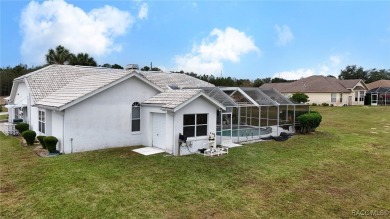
(260, 75), (368, 106)
(366, 80), (390, 106)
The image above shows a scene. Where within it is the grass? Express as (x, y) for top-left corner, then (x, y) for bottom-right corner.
(0, 114), (8, 120)
(1, 106), (389, 218)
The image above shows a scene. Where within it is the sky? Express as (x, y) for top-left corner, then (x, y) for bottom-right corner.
(1, 0), (389, 80)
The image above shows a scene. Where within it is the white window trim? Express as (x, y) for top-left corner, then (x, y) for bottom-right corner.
(131, 102), (141, 132)
(331, 93), (337, 103)
(38, 109), (46, 134)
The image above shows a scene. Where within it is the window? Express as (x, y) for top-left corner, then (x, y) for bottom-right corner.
(340, 93), (343, 103)
(331, 93), (337, 103)
(355, 91), (358, 101)
(38, 110), (45, 134)
(359, 91), (365, 102)
(183, 114), (208, 137)
(132, 102), (140, 132)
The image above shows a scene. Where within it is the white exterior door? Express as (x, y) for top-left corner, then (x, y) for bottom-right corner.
(152, 113), (166, 149)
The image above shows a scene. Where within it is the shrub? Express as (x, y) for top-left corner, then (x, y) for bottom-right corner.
(297, 112), (322, 134)
(44, 136), (58, 153)
(37, 136), (46, 149)
(312, 103), (317, 106)
(15, 123), (29, 134)
(330, 104), (334, 107)
(290, 93), (309, 103)
(22, 130), (36, 146)
(321, 102), (329, 107)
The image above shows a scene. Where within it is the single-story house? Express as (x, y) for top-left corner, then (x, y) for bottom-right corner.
(260, 75), (368, 106)
(6, 64), (225, 155)
(6, 65), (308, 155)
(366, 80), (390, 106)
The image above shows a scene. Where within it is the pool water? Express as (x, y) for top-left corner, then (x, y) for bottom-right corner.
(217, 126), (272, 137)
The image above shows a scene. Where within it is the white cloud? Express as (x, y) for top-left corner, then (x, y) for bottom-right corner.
(273, 53), (347, 80)
(273, 68), (315, 80)
(174, 27), (259, 75)
(329, 55), (341, 65)
(138, 3), (148, 19)
(20, 0), (134, 65)
(275, 24), (294, 46)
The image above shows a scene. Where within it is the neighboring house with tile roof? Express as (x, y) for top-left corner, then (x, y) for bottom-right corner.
(366, 80), (390, 106)
(260, 75), (368, 106)
(6, 65), (222, 155)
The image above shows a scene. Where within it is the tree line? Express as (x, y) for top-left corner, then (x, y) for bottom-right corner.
(1, 45), (389, 96)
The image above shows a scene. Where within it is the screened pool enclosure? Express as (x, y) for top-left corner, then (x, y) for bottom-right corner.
(200, 87), (310, 144)
(367, 87), (390, 106)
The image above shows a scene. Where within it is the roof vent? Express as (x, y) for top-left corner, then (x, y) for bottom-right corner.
(168, 84), (180, 90)
(125, 64), (139, 71)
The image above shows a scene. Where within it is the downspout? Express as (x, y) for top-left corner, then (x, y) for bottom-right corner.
(173, 112), (178, 156)
(28, 94), (32, 126)
(62, 110), (66, 153)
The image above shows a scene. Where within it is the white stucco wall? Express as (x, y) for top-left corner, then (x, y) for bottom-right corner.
(8, 82), (29, 123)
(13, 82), (28, 105)
(62, 77), (159, 153)
(284, 92), (349, 106)
(51, 111), (64, 152)
(173, 97), (219, 156)
(140, 106), (174, 154)
(29, 106), (38, 132)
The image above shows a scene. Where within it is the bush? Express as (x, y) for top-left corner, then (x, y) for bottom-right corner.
(290, 93), (309, 103)
(297, 112), (322, 134)
(15, 123), (29, 134)
(44, 136), (58, 153)
(321, 103), (329, 106)
(311, 103), (317, 106)
(37, 136), (46, 149)
(22, 130), (36, 146)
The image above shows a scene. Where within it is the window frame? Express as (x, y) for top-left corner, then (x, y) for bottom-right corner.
(359, 91), (365, 102)
(183, 113), (208, 138)
(331, 93), (337, 103)
(38, 109), (45, 134)
(131, 102), (141, 132)
(355, 91), (358, 102)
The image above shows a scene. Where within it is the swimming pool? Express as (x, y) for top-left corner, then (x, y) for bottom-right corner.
(217, 126), (272, 137)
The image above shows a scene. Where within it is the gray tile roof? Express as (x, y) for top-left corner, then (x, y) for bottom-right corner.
(140, 72), (214, 90)
(142, 89), (202, 110)
(24, 65), (128, 104)
(260, 76), (360, 93)
(17, 65), (214, 109)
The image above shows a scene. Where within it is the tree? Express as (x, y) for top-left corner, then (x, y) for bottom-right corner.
(69, 53), (97, 66)
(338, 65), (368, 81)
(111, 64), (123, 69)
(252, 78), (264, 87)
(101, 63), (111, 68)
(271, 77), (290, 83)
(151, 67), (161, 71)
(366, 68), (390, 83)
(290, 93), (309, 103)
(0, 64), (45, 96)
(100, 63), (123, 69)
(45, 45), (71, 65)
(141, 66), (150, 71)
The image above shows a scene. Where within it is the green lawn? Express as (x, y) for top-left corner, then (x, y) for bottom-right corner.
(0, 114), (8, 120)
(1, 106), (389, 218)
